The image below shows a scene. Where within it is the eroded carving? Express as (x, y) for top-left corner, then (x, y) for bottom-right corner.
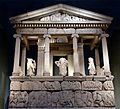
(82, 81), (102, 90)
(9, 91), (28, 107)
(28, 91), (51, 107)
(27, 58), (36, 76)
(52, 91), (74, 107)
(40, 13), (88, 22)
(74, 91), (93, 107)
(93, 91), (115, 106)
(88, 57), (96, 75)
(55, 58), (68, 76)
(61, 81), (81, 90)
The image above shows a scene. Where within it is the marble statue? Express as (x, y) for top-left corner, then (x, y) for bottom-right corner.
(88, 57), (96, 75)
(27, 58), (36, 76)
(55, 57), (68, 76)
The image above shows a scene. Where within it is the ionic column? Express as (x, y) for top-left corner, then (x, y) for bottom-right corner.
(21, 46), (26, 76)
(78, 43), (85, 76)
(37, 38), (44, 76)
(71, 34), (81, 76)
(95, 47), (101, 75)
(43, 34), (51, 76)
(13, 34), (21, 76)
(101, 34), (111, 75)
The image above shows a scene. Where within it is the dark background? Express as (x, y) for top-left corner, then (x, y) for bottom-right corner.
(0, 0), (120, 108)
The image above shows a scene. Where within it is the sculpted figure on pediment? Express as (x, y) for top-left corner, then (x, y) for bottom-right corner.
(40, 13), (88, 22)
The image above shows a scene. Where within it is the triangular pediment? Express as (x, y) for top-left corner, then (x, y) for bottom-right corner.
(10, 4), (113, 23)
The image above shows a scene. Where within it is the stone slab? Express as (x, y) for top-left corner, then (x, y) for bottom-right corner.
(93, 91), (115, 107)
(94, 76), (106, 81)
(9, 91), (28, 108)
(10, 76), (63, 81)
(103, 81), (114, 90)
(64, 76), (86, 81)
(74, 91), (93, 107)
(10, 81), (21, 90)
(61, 81), (81, 90)
(82, 81), (102, 90)
(85, 76), (93, 81)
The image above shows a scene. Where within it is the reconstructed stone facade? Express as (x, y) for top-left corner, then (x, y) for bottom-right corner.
(9, 4), (115, 109)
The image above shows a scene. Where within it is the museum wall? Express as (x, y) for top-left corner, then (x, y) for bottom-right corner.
(110, 25), (120, 109)
(0, 24), (8, 109)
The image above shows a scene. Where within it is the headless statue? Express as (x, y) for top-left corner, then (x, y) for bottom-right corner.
(27, 58), (36, 76)
(55, 57), (68, 76)
(88, 57), (96, 75)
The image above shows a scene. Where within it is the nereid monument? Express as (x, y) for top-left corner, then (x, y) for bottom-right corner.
(9, 4), (115, 109)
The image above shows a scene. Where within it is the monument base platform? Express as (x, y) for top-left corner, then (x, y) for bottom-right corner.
(9, 76), (115, 108)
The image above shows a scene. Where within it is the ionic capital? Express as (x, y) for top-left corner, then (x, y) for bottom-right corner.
(13, 34), (22, 38)
(71, 34), (79, 38)
(43, 34), (51, 39)
(101, 34), (109, 38)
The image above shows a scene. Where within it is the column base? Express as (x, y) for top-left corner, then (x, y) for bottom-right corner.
(43, 72), (50, 76)
(104, 71), (111, 76)
(73, 72), (82, 76)
(12, 72), (19, 76)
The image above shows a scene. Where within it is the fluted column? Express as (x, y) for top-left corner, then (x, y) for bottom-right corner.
(43, 34), (51, 76)
(71, 34), (81, 76)
(21, 46), (26, 76)
(101, 34), (111, 75)
(13, 34), (21, 76)
(95, 47), (101, 75)
(37, 38), (44, 76)
(78, 43), (85, 76)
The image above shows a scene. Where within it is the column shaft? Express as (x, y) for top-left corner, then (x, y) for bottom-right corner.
(43, 34), (51, 76)
(101, 34), (110, 75)
(71, 34), (81, 76)
(37, 38), (44, 76)
(21, 46), (26, 76)
(13, 34), (21, 76)
(78, 43), (85, 76)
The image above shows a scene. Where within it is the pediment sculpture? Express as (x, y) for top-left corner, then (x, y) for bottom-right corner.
(40, 13), (88, 22)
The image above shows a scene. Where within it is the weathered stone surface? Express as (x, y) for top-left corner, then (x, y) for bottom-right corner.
(94, 76), (106, 81)
(32, 81), (42, 90)
(10, 81), (21, 90)
(103, 81), (114, 90)
(82, 81), (102, 90)
(42, 81), (61, 90)
(9, 91), (28, 107)
(48, 28), (75, 34)
(51, 91), (74, 107)
(74, 91), (93, 107)
(16, 28), (47, 34)
(76, 28), (102, 34)
(28, 91), (51, 107)
(61, 81), (81, 90)
(85, 76), (93, 81)
(93, 91), (115, 106)
(22, 81), (33, 90)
